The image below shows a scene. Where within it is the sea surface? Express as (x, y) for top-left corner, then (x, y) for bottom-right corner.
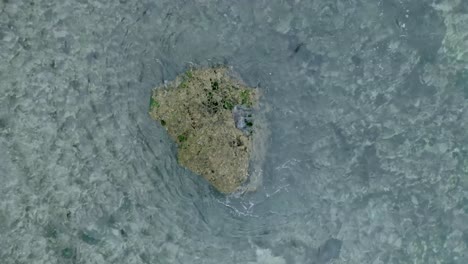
(1, 0), (468, 263)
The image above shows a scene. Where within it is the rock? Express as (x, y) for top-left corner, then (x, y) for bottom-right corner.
(149, 66), (260, 193)
(317, 238), (343, 264)
(232, 105), (254, 134)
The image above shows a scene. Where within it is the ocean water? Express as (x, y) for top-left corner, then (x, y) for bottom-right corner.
(1, 0), (468, 263)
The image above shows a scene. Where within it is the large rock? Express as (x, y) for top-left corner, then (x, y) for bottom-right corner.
(149, 67), (259, 193)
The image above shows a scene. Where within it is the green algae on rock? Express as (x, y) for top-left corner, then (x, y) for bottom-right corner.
(149, 67), (259, 193)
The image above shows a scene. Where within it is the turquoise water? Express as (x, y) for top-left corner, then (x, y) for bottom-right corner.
(1, 0), (468, 263)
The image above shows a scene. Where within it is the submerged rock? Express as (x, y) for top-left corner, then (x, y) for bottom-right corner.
(149, 66), (260, 193)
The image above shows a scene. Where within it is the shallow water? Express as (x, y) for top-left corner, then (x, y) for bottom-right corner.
(1, 0), (468, 263)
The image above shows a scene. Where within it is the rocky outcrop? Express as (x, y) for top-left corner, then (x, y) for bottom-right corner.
(149, 67), (259, 193)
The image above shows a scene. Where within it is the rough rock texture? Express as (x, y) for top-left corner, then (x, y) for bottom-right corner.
(149, 67), (258, 193)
